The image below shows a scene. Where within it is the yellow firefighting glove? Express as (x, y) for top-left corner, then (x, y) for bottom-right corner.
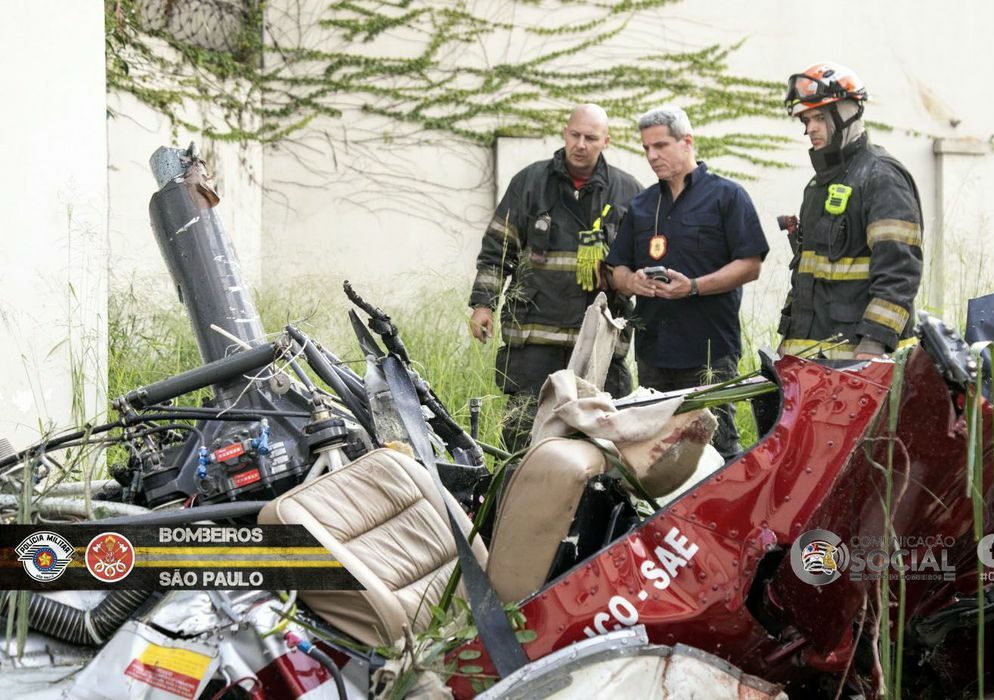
(576, 204), (612, 292)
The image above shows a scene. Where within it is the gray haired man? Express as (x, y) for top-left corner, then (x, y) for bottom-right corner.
(606, 106), (769, 459)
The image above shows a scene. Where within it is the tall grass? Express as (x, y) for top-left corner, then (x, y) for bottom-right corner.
(966, 341), (992, 700)
(875, 348), (911, 699)
(735, 319), (768, 448)
(108, 283), (780, 458)
(384, 289), (508, 451)
(107, 281), (786, 464)
(108, 284), (510, 459)
(107, 286), (210, 406)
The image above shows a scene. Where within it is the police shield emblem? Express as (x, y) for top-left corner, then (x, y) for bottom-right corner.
(649, 234), (667, 260)
(16, 531), (74, 582)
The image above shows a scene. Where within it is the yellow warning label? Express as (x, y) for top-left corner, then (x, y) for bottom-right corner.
(137, 644), (213, 679)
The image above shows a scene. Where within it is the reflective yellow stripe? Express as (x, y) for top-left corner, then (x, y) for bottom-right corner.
(781, 338), (857, 360)
(897, 336), (919, 349)
(864, 298), (910, 333)
(504, 324), (629, 353)
(798, 252), (871, 280)
(504, 324), (579, 346)
(474, 269), (503, 291)
(486, 216), (520, 248)
(132, 560), (342, 568)
(527, 250), (577, 271)
(866, 219), (922, 249)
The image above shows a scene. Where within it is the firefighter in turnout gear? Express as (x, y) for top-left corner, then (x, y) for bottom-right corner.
(778, 62), (923, 360)
(469, 104), (643, 452)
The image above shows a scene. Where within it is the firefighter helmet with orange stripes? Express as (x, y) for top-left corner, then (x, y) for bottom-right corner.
(785, 62), (867, 117)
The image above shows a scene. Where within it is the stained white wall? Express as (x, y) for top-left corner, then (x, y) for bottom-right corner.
(662, 0), (994, 337)
(0, 3), (108, 449)
(5, 0), (994, 442)
(932, 139), (994, 326)
(106, 90), (263, 296)
(262, 0), (994, 338)
(261, 108), (495, 305)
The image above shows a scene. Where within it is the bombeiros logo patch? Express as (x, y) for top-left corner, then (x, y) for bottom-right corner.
(85, 532), (136, 583)
(16, 531), (74, 582)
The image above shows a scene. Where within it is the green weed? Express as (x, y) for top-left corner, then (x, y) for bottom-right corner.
(107, 284), (509, 462)
(107, 283), (784, 462)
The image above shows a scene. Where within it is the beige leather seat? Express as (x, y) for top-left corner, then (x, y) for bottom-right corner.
(486, 438), (608, 604)
(485, 429), (722, 604)
(258, 448), (486, 647)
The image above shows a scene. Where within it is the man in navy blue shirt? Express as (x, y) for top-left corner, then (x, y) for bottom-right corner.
(606, 106), (769, 458)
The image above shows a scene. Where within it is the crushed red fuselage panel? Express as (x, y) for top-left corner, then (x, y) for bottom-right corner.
(448, 349), (993, 697)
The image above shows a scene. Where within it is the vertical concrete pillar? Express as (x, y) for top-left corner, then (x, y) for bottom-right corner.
(931, 138), (994, 324)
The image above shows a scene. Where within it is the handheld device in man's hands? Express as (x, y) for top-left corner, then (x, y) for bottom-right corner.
(643, 265), (671, 283)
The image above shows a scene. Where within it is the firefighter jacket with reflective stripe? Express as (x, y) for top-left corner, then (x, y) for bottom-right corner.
(470, 149), (643, 354)
(778, 135), (923, 353)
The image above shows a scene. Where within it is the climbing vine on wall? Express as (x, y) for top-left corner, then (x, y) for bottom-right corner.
(105, 0), (789, 168)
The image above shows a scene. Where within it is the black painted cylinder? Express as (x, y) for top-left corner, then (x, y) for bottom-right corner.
(148, 153), (266, 408)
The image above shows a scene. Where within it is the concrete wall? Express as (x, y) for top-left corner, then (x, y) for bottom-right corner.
(262, 110), (494, 304)
(932, 138), (994, 325)
(662, 0), (994, 335)
(260, 0), (994, 338)
(4, 0), (994, 442)
(107, 88), (263, 297)
(0, 3), (108, 449)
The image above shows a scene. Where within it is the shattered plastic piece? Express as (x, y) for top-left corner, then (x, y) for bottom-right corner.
(68, 620), (219, 700)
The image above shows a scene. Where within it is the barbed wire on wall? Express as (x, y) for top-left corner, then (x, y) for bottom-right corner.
(129, 0), (260, 58)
